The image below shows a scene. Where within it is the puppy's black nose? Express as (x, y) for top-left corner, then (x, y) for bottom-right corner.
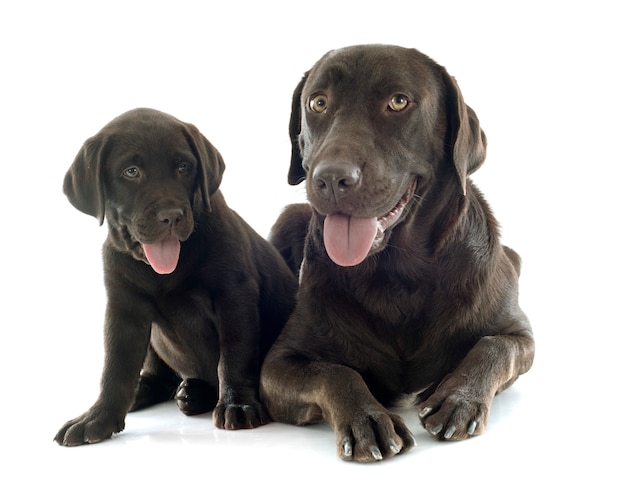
(158, 208), (184, 227)
(312, 161), (361, 201)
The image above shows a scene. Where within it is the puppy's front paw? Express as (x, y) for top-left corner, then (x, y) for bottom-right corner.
(418, 387), (491, 441)
(54, 408), (125, 446)
(336, 408), (416, 463)
(212, 399), (270, 430)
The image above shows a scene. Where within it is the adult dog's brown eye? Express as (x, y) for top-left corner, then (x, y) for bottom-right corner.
(178, 162), (190, 174)
(123, 167), (139, 178)
(388, 94), (409, 112)
(309, 94), (328, 113)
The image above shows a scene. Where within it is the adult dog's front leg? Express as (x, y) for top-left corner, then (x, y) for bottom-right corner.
(54, 305), (151, 446)
(418, 331), (534, 440)
(261, 354), (416, 463)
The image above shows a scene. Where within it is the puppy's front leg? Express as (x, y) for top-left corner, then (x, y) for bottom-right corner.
(54, 303), (151, 446)
(261, 354), (416, 462)
(212, 293), (268, 430)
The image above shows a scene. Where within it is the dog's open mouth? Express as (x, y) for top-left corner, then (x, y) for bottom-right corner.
(323, 178), (416, 267)
(141, 236), (181, 274)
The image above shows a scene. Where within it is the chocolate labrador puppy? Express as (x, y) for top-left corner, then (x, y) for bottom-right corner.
(55, 108), (297, 446)
(260, 45), (535, 463)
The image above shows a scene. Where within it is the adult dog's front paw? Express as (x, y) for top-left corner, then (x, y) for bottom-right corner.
(212, 399), (270, 430)
(54, 408), (125, 446)
(335, 408), (416, 463)
(418, 386), (491, 441)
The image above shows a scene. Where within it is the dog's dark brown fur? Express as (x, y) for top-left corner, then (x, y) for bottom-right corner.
(55, 108), (297, 446)
(260, 45), (534, 463)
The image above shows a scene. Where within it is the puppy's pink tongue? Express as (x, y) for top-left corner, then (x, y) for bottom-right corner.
(142, 237), (181, 274)
(323, 214), (377, 267)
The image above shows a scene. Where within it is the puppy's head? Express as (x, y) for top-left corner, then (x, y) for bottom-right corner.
(288, 44), (486, 266)
(63, 108), (225, 274)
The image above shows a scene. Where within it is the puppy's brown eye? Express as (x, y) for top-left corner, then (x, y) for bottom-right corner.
(388, 94), (409, 112)
(123, 167), (139, 178)
(178, 162), (190, 174)
(309, 94), (328, 113)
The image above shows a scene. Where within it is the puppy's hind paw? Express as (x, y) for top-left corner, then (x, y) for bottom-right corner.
(175, 378), (216, 416)
(131, 373), (178, 412)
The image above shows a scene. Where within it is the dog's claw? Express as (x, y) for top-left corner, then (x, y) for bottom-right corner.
(467, 420), (477, 435)
(369, 446), (383, 461)
(419, 406), (432, 418)
(444, 424), (456, 439)
(343, 441), (353, 458)
(430, 423), (443, 436)
(389, 439), (401, 455)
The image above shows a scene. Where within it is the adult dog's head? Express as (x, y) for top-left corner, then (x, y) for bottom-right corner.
(64, 108), (225, 274)
(288, 44), (486, 267)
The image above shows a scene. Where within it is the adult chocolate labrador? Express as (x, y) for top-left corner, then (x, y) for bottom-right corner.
(260, 45), (534, 462)
(55, 108), (297, 446)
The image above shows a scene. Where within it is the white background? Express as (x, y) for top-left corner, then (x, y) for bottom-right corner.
(1, 1), (623, 482)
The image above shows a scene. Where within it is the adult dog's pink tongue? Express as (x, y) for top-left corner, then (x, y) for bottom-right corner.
(323, 214), (378, 267)
(142, 237), (181, 274)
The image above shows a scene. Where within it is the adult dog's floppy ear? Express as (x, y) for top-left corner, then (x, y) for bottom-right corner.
(288, 72), (309, 186)
(442, 70), (487, 196)
(63, 136), (108, 225)
(184, 123), (226, 212)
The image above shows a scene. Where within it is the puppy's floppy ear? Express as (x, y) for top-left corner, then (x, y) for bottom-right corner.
(288, 72), (309, 186)
(184, 123), (225, 212)
(441, 70), (487, 196)
(63, 135), (108, 225)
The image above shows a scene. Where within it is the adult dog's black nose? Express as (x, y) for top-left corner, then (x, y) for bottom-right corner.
(158, 208), (184, 227)
(312, 161), (362, 201)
